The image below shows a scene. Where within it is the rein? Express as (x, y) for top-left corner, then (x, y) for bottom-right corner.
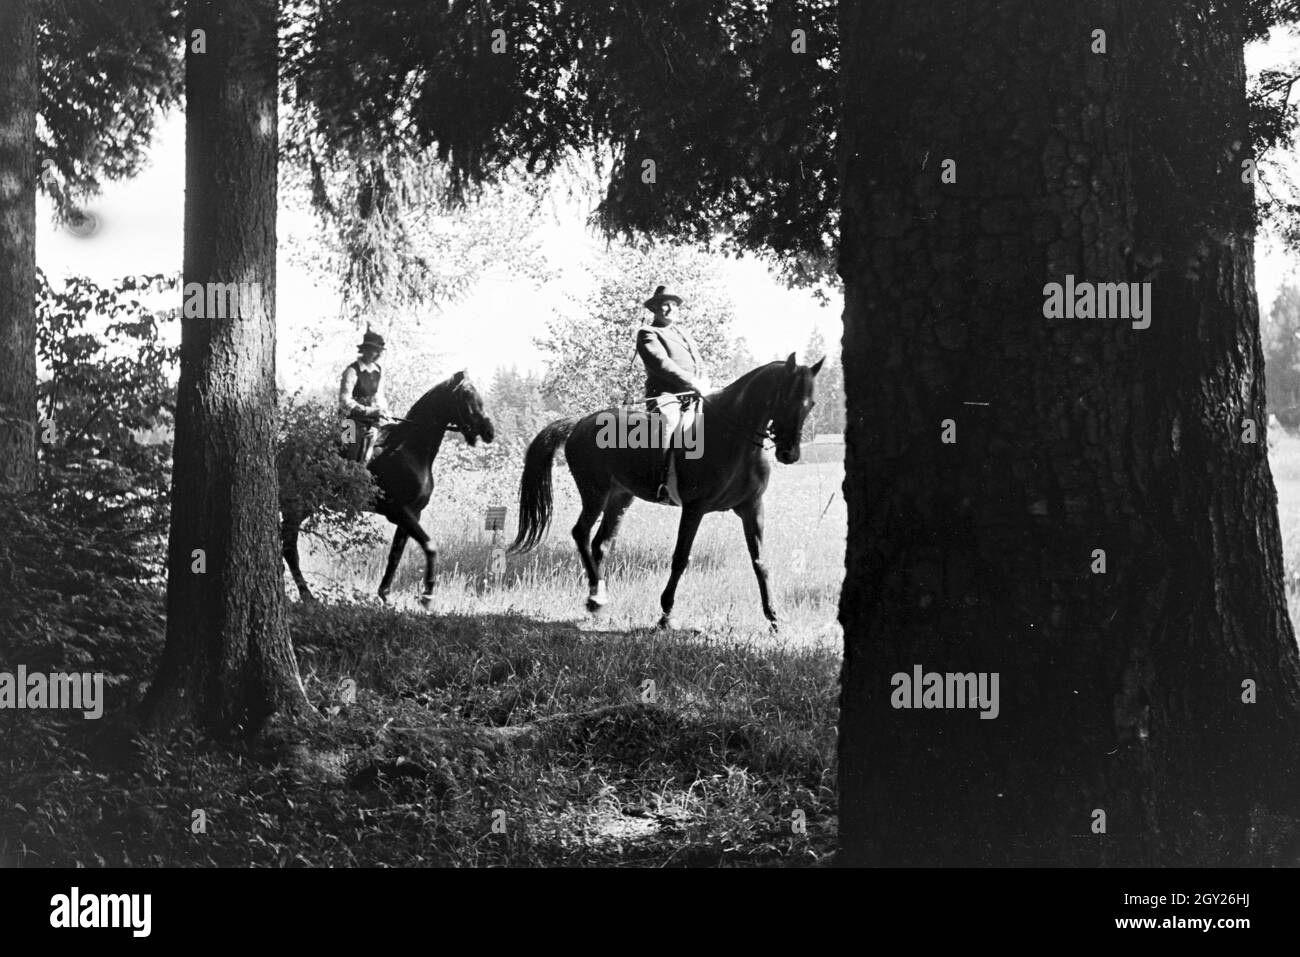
(382, 384), (473, 434)
(697, 366), (800, 451)
(381, 415), (457, 430)
(696, 393), (776, 451)
(614, 390), (773, 449)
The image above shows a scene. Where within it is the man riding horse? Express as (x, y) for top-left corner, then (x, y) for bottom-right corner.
(637, 285), (711, 504)
(339, 329), (391, 462)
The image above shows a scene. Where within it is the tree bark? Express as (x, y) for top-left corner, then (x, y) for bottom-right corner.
(838, 0), (1300, 864)
(143, 0), (311, 735)
(0, 0), (38, 493)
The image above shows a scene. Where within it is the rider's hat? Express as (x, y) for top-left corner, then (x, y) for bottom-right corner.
(357, 329), (386, 351)
(643, 285), (683, 311)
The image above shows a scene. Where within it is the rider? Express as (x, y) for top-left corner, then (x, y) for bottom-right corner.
(339, 329), (390, 463)
(637, 285), (711, 504)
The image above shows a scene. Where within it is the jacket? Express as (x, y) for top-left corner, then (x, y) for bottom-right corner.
(636, 323), (706, 398)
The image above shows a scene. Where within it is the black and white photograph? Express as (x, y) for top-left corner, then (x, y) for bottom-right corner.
(0, 0), (1297, 931)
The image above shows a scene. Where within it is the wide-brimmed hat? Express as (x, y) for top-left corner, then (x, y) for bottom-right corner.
(357, 330), (386, 351)
(643, 285), (683, 310)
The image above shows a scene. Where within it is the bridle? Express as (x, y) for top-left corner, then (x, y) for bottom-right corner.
(384, 382), (481, 437)
(443, 382), (484, 438)
(695, 393), (775, 450)
(696, 371), (804, 452)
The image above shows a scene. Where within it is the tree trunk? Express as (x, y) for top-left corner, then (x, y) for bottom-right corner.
(0, 0), (38, 493)
(838, 0), (1300, 865)
(143, 0), (311, 735)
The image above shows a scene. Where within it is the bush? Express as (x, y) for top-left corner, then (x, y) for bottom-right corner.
(277, 394), (386, 551)
(35, 271), (177, 548)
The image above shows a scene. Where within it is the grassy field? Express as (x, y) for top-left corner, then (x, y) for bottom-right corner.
(1268, 426), (1300, 625)
(297, 447), (848, 641)
(1, 448), (847, 867)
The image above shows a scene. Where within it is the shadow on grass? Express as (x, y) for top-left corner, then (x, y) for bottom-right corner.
(2, 602), (839, 867)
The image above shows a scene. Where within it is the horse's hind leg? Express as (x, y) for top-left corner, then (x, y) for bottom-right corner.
(572, 490), (605, 613)
(735, 497), (778, 631)
(378, 527), (410, 603)
(281, 519), (316, 603)
(589, 489), (634, 610)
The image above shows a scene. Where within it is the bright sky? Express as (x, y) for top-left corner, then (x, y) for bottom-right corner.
(35, 112), (841, 391)
(36, 29), (1300, 381)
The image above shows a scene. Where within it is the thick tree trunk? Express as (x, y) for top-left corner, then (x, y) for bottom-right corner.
(838, 0), (1300, 864)
(0, 0), (38, 493)
(143, 0), (311, 735)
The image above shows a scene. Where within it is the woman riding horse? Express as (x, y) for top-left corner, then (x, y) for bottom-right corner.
(282, 371), (495, 606)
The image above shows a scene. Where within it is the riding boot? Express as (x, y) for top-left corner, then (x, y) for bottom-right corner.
(656, 451), (674, 504)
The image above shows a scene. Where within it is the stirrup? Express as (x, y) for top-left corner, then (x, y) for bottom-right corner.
(656, 483), (672, 504)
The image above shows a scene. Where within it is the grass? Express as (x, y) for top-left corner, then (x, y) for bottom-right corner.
(298, 449), (847, 639)
(1269, 424), (1300, 625)
(10, 429), (1299, 867)
(0, 453), (845, 867)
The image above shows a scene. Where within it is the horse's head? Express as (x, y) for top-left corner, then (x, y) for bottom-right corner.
(446, 371), (495, 446)
(769, 353), (824, 465)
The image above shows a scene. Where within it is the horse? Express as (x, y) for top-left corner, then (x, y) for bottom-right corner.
(280, 371), (495, 606)
(510, 353), (823, 630)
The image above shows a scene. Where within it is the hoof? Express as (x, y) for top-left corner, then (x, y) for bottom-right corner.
(768, 618), (780, 634)
(586, 599), (605, 614)
(418, 594), (433, 608)
(300, 593), (319, 606)
(378, 591), (390, 605)
(657, 614), (680, 630)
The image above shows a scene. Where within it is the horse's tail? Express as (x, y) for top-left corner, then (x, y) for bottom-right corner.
(510, 416), (580, 552)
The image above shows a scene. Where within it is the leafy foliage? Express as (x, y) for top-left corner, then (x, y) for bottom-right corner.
(448, 365), (556, 469)
(1265, 280), (1300, 428)
(281, 0), (838, 289)
(34, 270), (383, 551)
(801, 328), (843, 438)
(34, 271), (176, 542)
(279, 144), (557, 315)
(37, 0), (182, 218)
(276, 394), (383, 550)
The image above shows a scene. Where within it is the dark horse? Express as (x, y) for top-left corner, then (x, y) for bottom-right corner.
(510, 354), (823, 630)
(281, 371), (495, 606)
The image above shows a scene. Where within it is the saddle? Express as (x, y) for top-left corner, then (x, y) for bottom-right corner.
(342, 413), (388, 463)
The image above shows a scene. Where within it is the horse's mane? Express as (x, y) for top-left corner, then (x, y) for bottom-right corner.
(723, 361), (786, 391)
(712, 360), (788, 406)
(383, 375), (462, 448)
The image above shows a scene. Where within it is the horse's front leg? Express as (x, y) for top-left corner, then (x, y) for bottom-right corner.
(735, 497), (778, 631)
(400, 507), (439, 607)
(378, 527), (410, 603)
(658, 506), (704, 629)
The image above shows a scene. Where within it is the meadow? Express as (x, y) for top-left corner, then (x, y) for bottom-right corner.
(0, 446), (846, 867)
(296, 444), (847, 640)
